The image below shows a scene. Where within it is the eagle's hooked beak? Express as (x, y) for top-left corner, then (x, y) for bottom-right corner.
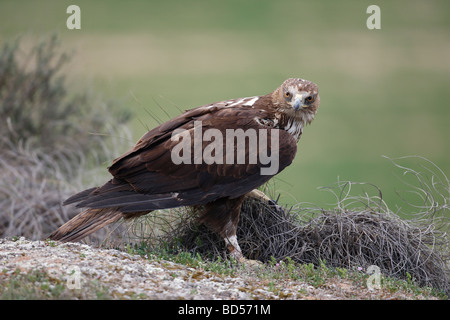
(292, 94), (303, 112)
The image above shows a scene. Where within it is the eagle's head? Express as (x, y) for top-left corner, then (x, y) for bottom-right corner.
(271, 78), (320, 140)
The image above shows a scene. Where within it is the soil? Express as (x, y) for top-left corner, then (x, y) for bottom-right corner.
(0, 238), (437, 300)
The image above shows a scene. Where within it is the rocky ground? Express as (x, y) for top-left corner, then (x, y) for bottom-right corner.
(0, 238), (440, 300)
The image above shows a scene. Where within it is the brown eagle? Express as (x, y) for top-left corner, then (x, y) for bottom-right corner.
(49, 78), (320, 263)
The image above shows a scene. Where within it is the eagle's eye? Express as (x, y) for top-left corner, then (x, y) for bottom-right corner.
(284, 91), (291, 99)
(305, 95), (315, 103)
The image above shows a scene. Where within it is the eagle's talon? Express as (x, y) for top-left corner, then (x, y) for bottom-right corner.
(226, 237), (263, 268)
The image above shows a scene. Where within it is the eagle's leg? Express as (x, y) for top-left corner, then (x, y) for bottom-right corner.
(224, 233), (262, 266)
(224, 234), (244, 262)
(198, 196), (261, 266)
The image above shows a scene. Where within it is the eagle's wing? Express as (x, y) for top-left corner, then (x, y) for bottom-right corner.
(65, 101), (297, 212)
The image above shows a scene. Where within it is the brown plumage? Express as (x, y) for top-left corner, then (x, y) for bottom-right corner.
(49, 78), (320, 262)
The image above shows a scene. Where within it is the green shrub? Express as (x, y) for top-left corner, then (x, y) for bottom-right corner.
(0, 34), (131, 160)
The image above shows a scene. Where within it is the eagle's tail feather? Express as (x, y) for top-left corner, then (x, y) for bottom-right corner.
(48, 208), (122, 242)
(63, 187), (98, 206)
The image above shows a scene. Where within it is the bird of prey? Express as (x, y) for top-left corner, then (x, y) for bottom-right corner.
(49, 78), (320, 263)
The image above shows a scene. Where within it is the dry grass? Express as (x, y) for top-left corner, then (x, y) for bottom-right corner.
(0, 131), (130, 243)
(0, 35), (132, 243)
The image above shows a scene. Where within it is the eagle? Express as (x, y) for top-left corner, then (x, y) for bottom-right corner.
(49, 78), (320, 263)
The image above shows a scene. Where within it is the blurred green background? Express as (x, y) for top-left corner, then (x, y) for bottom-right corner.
(1, 0), (449, 211)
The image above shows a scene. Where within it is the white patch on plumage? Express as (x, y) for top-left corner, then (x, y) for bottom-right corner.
(287, 85), (298, 93)
(203, 96), (259, 111)
(272, 117), (279, 127)
(285, 120), (304, 140)
(253, 116), (279, 128)
(224, 235), (241, 253)
(227, 96), (259, 108)
(302, 110), (316, 124)
(243, 96), (259, 106)
(228, 98), (246, 107)
(254, 117), (264, 126)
